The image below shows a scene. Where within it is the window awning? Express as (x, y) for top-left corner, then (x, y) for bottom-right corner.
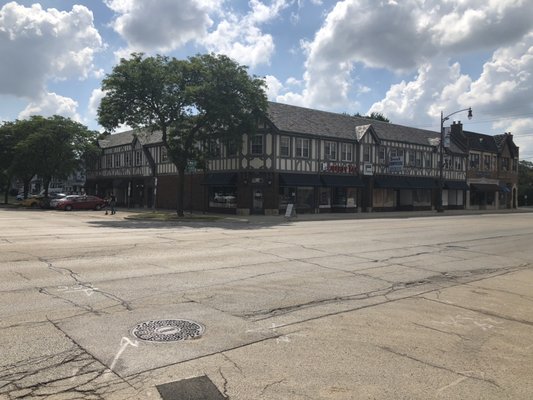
(470, 183), (499, 192)
(202, 173), (237, 186)
(499, 184), (511, 193)
(408, 177), (438, 189)
(320, 175), (364, 187)
(279, 173), (322, 186)
(374, 177), (411, 189)
(444, 181), (470, 190)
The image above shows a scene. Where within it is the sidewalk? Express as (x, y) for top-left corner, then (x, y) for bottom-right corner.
(121, 206), (533, 224)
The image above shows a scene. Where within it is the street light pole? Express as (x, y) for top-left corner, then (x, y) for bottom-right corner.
(437, 107), (472, 213)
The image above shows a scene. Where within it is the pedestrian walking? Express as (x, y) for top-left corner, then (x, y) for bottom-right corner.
(110, 194), (116, 215)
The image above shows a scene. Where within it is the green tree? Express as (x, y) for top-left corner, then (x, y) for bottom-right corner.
(353, 112), (390, 122)
(0, 116), (99, 201)
(98, 53), (267, 216)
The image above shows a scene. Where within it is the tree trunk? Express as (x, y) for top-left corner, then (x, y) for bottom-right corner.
(176, 166), (185, 217)
(3, 176), (10, 204)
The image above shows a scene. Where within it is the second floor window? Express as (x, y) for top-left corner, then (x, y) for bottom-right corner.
(106, 154), (112, 168)
(250, 135), (263, 155)
(280, 136), (290, 157)
(470, 153), (480, 169)
(209, 140), (221, 158)
(363, 145), (371, 162)
(501, 157), (510, 171)
(341, 143), (353, 162)
(124, 152), (131, 166)
(324, 141), (337, 160)
(483, 155), (491, 170)
(296, 138), (310, 158)
(378, 147), (386, 164)
(135, 150), (142, 166)
(114, 154), (121, 167)
(161, 147), (168, 162)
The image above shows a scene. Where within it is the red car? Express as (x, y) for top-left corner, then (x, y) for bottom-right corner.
(54, 195), (106, 211)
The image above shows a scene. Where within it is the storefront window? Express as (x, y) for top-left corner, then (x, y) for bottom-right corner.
(209, 187), (237, 208)
(296, 187), (314, 211)
(319, 188), (331, 208)
(413, 189), (431, 206)
(279, 186), (296, 210)
(373, 188), (396, 207)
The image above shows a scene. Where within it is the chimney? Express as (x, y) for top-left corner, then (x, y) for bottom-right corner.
(450, 120), (463, 137)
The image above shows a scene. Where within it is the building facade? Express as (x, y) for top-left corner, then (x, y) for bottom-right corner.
(86, 102), (519, 214)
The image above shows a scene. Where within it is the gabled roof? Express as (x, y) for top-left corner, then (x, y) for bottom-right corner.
(266, 102), (465, 153)
(463, 131), (499, 153)
(98, 128), (163, 148)
(494, 133), (519, 157)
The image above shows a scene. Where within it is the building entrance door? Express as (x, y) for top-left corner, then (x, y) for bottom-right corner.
(252, 188), (264, 214)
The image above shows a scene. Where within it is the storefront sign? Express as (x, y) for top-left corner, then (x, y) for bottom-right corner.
(389, 156), (403, 173)
(320, 163), (356, 174)
(363, 163), (373, 176)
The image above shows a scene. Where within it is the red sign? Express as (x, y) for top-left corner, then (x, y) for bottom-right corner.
(321, 163), (357, 174)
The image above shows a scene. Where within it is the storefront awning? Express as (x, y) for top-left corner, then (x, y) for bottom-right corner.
(470, 183), (499, 192)
(279, 173), (322, 186)
(499, 184), (511, 193)
(408, 177), (438, 189)
(202, 173), (237, 186)
(320, 175), (364, 187)
(444, 181), (470, 190)
(374, 177), (411, 189)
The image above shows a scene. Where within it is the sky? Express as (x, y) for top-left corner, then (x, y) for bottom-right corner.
(1, 0), (533, 161)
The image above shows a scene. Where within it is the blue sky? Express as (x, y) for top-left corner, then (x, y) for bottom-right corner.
(1, 0), (533, 160)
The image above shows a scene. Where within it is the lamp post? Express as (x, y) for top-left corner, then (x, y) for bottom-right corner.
(437, 107), (473, 212)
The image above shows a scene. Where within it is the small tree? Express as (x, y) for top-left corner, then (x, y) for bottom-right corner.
(98, 53), (267, 216)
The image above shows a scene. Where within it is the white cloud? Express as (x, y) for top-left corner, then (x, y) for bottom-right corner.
(19, 92), (80, 121)
(264, 75), (283, 99)
(202, 0), (290, 67)
(0, 2), (103, 98)
(88, 88), (105, 118)
(105, 0), (218, 54)
(281, 0), (533, 115)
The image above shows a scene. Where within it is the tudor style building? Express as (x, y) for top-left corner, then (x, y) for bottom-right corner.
(85, 102), (519, 214)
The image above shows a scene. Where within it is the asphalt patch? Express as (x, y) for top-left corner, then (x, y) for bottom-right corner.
(156, 375), (226, 399)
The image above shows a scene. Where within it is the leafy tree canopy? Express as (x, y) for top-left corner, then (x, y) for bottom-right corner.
(353, 112), (390, 123)
(0, 116), (99, 200)
(98, 52), (268, 215)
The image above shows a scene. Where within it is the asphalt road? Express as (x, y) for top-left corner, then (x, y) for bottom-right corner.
(0, 209), (532, 399)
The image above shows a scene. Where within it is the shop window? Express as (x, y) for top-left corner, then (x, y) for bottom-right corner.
(209, 187), (237, 208)
(325, 141), (337, 160)
(250, 135), (263, 155)
(341, 143), (353, 162)
(319, 188), (331, 208)
(296, 138), (310, 158)
(373, 188), (396, 207)
(280, 136), (290, 157)
(278, 186), (296, 210)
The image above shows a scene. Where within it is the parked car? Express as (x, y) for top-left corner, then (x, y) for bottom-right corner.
(20, 195), (43, 208)
(54, 195), (106, 211)
(40, 193), (67, 209)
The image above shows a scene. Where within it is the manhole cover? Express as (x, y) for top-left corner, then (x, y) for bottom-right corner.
(131, 319), (204, 342)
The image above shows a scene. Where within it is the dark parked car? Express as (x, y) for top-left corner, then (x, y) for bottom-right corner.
(54, 195), (106, 211)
